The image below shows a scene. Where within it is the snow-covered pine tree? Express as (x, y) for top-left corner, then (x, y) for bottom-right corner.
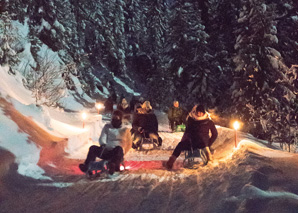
(205, 0), (239, 109)
(142, 0), (175, 106)
(276, 1), (298, 68)
(123, 0), (158, 87)
(166, 0), (212, 108)
(232, 0), (297, 150)
(95, 0), (124, 77)
(0, 11), (19, 67)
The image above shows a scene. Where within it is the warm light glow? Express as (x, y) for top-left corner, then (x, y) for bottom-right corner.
(81, 112), (87, 120)
(120, 165), (131, 171)
(96, 103), (104, 110)
(233, 121), (240, 130)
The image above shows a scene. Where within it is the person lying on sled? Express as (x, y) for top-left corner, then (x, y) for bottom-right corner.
(165, 104), (218, 169)
(79, 110), (132, 175)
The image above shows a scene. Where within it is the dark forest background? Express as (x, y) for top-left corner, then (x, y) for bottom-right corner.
(0, 0), (297, 149)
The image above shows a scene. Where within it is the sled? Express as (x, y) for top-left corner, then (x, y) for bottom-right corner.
(183, 148), (208, 169)
(86, 160), (125, 179)
(175, 124), (186, 132)
(135, 132), (159, 151)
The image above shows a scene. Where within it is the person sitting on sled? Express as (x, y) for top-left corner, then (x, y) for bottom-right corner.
(167, 100), (185, 132)
(165, 104), (218, 169)
(79, 110), (132, 175)
(131, 101), (162, 149)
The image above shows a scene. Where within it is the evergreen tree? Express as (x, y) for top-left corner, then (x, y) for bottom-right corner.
(232, 0), (297, 147)
(275, 0), (298, 67)
(166, 0), (214, 108)
(0, 12), (19, 66)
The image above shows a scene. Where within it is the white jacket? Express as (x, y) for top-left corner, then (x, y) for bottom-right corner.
(99, 123), (132, 155)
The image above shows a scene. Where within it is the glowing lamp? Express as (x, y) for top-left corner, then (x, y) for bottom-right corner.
(82, 112), (88, 128)
(96, 103), (104, 114)
(233, 121), (240, 131)
(233, 121), (240, 147)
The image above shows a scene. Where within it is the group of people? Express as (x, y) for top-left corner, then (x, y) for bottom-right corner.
(79, 96), (218, 175)
(104, 95), (144, 115)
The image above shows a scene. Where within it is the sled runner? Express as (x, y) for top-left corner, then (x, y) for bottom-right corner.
(183, 148), (208, 169)
(85, 160), (125, 179)
(135, 132), (159, 151)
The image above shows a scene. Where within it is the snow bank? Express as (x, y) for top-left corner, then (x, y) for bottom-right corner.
(227, 184), (298, 202)
(237, 139), (293, 158)
(0, 108), (50, 180)
(0, 66), (35, 105)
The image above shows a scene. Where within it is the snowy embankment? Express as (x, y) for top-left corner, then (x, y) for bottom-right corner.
(0, 65), (100, 179)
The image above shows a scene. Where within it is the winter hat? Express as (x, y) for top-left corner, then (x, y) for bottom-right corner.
(112, 110), (123, 120)
(188, 104), (209, 121)
(142, 101), (152, 111)
(195, 104), (205, 114)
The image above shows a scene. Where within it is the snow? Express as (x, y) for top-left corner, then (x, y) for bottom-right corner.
(0, 66), (35, 105)
(177, 66), (183, 77)
(1, 61), (298, 211)
(0, 65), (101, 179)
(2, 62), (295, 183)
(114, 76), (141, 96)
(12, 19), (37, 75)
(58, 91), (86, 111)
(0, 107), (50, 180)
(235, 184), (298, 200)
(292, 16), (298, 23)
(38, 18), (51, 33)
(53, 19), (66, 32)
(237, 140), (293, 158)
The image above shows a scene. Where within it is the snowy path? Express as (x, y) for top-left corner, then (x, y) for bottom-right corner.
(1, 98), (298, 212)
(2, 142), (298, 213)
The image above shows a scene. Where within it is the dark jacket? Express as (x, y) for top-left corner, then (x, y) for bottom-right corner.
(117, 104), (131, 114)
(185, 117), (218, 149)
(168, 106), (184, 122)
(130, 99), (141, 113)
(104, 97), (114, 113)
(132, 111), (158, 134)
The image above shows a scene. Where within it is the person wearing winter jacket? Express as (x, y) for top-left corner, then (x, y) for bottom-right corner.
(168, 100), (185, 132)
(117, 98), (132, 122)
(104, 96), (114, 114)
(79, 110), (132, 175)
(131, 101), (162, 148)
(117, 98), (131, 114)
(165, 104), (218, 170)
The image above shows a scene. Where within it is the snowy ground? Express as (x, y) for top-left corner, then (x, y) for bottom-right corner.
(1, 66), (298, 213)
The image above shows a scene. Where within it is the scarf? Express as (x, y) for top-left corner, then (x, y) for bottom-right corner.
(188, 104), (210, 121)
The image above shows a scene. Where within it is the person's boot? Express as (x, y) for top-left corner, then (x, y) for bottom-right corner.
(108, 162), (115, 175)
(204, 147), (213, 162)
(165, 155), (177, 170)
(79, 163), (88, 173)
(158, 137), (162, 147)
(114, 160), (121, 172)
